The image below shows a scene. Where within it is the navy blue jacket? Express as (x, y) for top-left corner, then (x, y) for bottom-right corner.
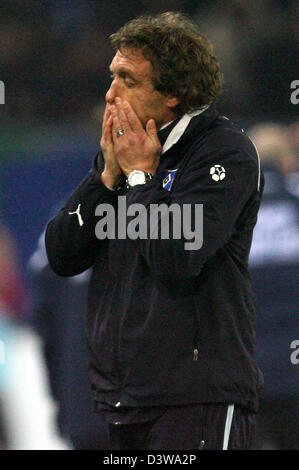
(46, 104), (264, 413)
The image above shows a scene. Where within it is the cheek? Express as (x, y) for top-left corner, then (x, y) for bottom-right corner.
(127, 94), (147, 116)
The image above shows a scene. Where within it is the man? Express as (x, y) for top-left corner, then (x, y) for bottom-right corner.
(45, 12), (264, 450)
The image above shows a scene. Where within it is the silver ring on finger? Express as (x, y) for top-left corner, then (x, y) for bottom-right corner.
(116, 129), (125, 138)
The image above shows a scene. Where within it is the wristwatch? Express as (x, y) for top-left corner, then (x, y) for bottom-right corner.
(126, 170), (153, 189)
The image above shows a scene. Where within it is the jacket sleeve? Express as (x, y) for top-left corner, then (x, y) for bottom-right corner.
(45, 154), (119, 276)
(125, 138), (261, 283)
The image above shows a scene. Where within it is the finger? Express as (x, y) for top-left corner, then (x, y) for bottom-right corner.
(102, 105), (112, 136)
(105, 115), (113, 140)
(123, 100), (143, 133)
(102, 114), (113, 145)
(111, 105), (122, 143)
(111, 105), (121, 130)
(103, 104), (108, 123)
(146, 119), (159, 143)
(115, 98), (131, 133)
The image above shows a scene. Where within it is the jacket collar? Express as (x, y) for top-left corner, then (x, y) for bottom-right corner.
(161, 103), (219, 156)
(158, 117), (181, 147)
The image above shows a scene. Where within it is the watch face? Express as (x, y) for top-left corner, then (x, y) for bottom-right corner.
(129, 171), (146, 186)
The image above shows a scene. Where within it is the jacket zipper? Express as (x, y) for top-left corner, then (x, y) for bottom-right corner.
(192, 296), (200, 361)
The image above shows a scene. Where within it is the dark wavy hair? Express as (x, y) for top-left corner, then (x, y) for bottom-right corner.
(110, 12), (222, 114)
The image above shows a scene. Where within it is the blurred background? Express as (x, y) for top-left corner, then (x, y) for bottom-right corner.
(0, 0), (298, 450)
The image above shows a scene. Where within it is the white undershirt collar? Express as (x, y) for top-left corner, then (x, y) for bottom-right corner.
(162, 106), (209, 154)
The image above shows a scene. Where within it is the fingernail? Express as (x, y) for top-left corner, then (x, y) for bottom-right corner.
(115, 97), (121, 105)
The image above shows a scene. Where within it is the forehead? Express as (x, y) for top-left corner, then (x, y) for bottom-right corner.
(110, 48), (152, 77)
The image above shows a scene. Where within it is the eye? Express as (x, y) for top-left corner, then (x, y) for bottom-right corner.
(110, 72), (135, 88)
(125, 79), (135, 88)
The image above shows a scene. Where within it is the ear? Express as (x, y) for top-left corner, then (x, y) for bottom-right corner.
(165, 96), (180, 109)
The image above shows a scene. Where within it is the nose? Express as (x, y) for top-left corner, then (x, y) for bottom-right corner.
(105, 79), (118, 105)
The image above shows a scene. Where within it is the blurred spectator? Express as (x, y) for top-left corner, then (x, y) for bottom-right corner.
(248, 122), (299, 449)
(0, 221), (69, 449)
(27, 222), (109, 450)
(249, 123), (298, 176)
(0, 320), (72, 449)
(0, 223), (28, 319)
(287, 121), (299, 197)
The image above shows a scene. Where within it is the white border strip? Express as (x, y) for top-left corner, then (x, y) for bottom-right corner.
(222, 404), (234, 450)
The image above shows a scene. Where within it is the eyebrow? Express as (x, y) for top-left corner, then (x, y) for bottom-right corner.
(109, 65), (136, 80)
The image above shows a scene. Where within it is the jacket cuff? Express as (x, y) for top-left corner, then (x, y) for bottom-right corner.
(91, 152), (125, 192)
